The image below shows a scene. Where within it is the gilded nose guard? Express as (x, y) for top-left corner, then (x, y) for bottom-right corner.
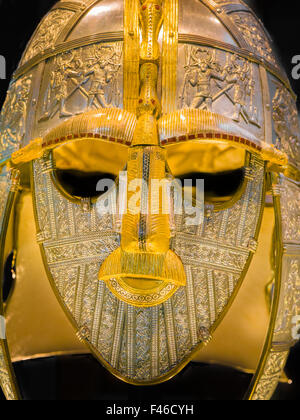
(98, 129), (187, 306)
(98, 111), (186, 308)
(99, 1), (187, 306)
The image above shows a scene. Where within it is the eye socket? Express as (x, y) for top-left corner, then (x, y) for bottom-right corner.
(178, 168), (245, 204)
(54, 169), (115, 200)
(166, 142), (248, 209)
(51, 139), (127, 202)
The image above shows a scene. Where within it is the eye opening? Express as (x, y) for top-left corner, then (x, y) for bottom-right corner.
(50, 139), (128, 203)
(178, 167), (247, 211)
(167, 142), (250, 211)
(52, 169), (116, 203)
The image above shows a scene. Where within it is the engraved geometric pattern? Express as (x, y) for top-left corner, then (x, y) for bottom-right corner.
(32, 153), (265, 383)
(0, 343), (16, 401)
(280, 177), (300, 245)
(252, 351), (289, 401)
(0, 342), (14, 400)
(274, 257), (300, 345)
(21, 9), (75, 64)
(251, 176), (300, 400)
(0, 76), (32, 162)
(272, 84), (300, 170)
(228, 11), (278, 68)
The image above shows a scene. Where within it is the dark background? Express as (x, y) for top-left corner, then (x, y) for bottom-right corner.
(0, 0), (300, 109)
(0, 0), (299, 401)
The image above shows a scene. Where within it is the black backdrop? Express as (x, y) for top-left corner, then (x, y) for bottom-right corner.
(1, 0), (300, 109)
(0, 0), (299, 401)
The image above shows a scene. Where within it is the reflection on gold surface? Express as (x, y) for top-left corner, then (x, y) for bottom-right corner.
(53, 138), (246, 176)
(167, 142), (246, 175)
(53, 139), (128, 175)
(6, 192), (274, 373)
(195, 206), (274, 371)
(5, 193), (87, 362)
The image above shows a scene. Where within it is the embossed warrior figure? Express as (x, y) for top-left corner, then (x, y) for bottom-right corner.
(187, 49), (226, 110)
(225, 55), (254, 123)
(86, 46), (121, 109)
(41, 54), (83, 120)
(0, 0), (299, 402)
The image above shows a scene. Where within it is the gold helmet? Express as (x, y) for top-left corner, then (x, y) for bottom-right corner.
(0, 0), (299, 400)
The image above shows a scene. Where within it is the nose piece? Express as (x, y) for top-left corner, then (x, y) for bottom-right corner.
(98, 113), (187, 307)
(98, 248), (186, 307)
(98, 0), (186, 307)
(98, 115), (186, 307)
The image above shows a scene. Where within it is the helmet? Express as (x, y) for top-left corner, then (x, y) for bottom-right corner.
(0, 0), (299, 400)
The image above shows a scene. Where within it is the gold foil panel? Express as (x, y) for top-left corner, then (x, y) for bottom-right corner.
(162, 0), (179, 114)
(32, 152), (265, 383)
(124, 0), (140, 113)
